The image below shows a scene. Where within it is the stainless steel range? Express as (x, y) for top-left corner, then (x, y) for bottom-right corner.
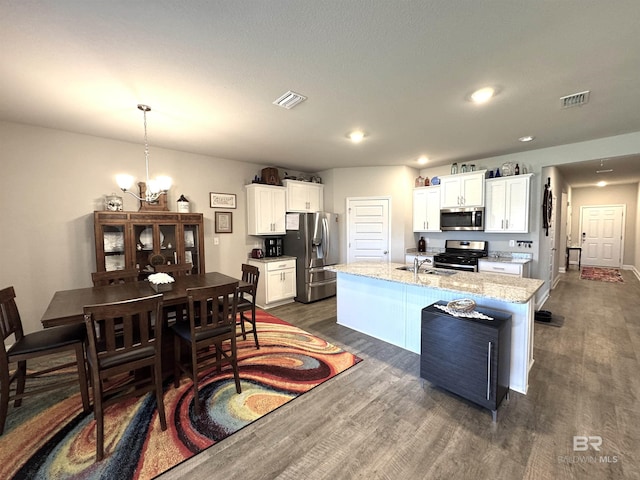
(434, 240), (488, 272)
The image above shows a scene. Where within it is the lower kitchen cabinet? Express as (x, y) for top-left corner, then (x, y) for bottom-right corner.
(248, 257), (297, 309)
(478, 259), (531, 278)
(421, 301), (511, 421)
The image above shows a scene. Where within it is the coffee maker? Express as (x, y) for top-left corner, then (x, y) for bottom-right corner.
(264, 237), (283, 257)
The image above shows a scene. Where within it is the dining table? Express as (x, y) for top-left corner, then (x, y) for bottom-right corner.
(41, 272), (250, 328)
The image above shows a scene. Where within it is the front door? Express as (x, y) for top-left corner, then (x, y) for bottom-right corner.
(346, 197), (390, 263)
(580, 205), (624, 267)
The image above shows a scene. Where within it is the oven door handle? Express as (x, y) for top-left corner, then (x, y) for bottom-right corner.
(434, 261), (477, 272)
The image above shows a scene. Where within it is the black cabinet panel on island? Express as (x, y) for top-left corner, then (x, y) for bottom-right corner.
(420, 301), (511, 421)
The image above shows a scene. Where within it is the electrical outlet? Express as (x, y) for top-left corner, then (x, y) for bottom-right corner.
(213, 237), (220, 245)
(509, 239), (515, 247)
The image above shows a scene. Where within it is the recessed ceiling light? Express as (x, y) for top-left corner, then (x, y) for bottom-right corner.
(519, 136), (535, 142)
(417, 156), (429, 165)
(348, 130), (366, 143)
(469, 87), (495, 104)
(597, 181), (607, 187)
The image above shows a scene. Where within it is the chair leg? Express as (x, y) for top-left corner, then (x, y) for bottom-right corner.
(153, 364), (167, 430)
(75, 344), (90, 412)
(191, 346), (201, 416)
(13, 360), (27, 408)
(239, 312), (247, 340)
(0, 367), (10, 435)
(173, 336), (181, 388)
(251, 306), (259, 349)
(94, 378), (104, 461)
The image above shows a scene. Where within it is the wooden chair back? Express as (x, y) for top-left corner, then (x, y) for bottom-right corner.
(0, 286), (23, 343)
(154, 263), (193, 277)
(83, 293), (166, 460)
(187, 282), (238, 336)
(236, 264), (260, 348)
(91, 268), (139, 287)
(172, 282), (240, 415)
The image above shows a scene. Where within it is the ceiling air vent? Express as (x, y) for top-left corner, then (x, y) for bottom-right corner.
(560, 90), (590, 109)
(273, 91), (307, 109)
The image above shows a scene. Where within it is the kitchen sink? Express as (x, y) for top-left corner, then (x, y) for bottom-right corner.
(396, 266), (456, 276)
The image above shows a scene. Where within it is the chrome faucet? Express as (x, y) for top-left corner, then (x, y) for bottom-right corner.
(413, 257), (431, 274)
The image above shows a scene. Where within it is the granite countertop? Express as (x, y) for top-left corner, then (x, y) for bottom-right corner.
(326, 262), (544, 304)
(248, 255), (296, 263)
(405, 248), (442, 257)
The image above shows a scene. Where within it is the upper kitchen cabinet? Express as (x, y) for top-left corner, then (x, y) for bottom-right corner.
(440, 171), (486, 208)
(413, 186), (441, 232)
(485, 174), (532, 233)
(246, 184), (286, 235)
(283, 179), (324, 212)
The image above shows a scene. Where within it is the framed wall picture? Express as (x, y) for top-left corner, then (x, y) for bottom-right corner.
(215, 211), (233, 233)
(210, 192), (237, 209)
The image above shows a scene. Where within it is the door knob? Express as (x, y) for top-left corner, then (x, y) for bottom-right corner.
(383, 250), (388, 254)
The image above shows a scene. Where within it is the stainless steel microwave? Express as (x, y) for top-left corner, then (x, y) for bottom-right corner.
(440, 207), (485, 231)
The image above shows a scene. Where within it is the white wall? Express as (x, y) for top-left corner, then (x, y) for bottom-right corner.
(0, 121), (266, 333)
(319, 166), (416, 263)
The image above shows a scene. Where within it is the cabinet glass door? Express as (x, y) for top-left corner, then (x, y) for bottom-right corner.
(100, 224), (126, 271)
(159, 224), (178, 265)
(183, 224), (201, 273)
(133, 224), (176, 273)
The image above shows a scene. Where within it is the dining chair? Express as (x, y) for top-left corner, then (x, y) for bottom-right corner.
(171, 282), (241, 416)
(237, 264), (260, 349)
(0, 286), (90, 435)
(154, 263), (193, 276)
(83, 294), (167, 461)
(91, 268), (140, 287)
(154, 263), (193, 324)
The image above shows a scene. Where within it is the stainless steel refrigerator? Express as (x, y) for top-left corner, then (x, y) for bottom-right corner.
(283, 212), (339, 303)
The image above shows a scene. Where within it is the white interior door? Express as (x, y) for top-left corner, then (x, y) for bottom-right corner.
(346, 197), (390, 263)
(580, 205), (624, 267)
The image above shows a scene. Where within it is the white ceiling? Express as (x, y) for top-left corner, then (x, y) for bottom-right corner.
(2, 1), (640, 185)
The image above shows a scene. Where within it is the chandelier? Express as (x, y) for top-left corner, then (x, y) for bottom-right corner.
(116, 104), (172, 202)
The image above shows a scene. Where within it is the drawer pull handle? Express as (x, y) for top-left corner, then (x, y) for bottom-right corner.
(486, 341), (492, 400)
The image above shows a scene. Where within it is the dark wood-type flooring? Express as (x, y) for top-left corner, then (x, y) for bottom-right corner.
(161, 269), (640, 479)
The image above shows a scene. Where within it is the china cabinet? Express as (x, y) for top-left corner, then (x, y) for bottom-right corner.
(93, 211), (204, 278)
(283, 179), (324, 212)
(439, 171), (485, 208)
(484, 174), (532, 233)
(412, 186), (441, 232)
(245, 184), (286, 235)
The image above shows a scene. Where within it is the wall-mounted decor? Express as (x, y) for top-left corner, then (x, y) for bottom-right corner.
(210, 192), (236, 209)
(215, 211), (233, 233)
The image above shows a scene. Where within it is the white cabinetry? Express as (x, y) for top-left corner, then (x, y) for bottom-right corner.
(440, 171), (485, 208)
(248, 258), (297, 309)
(478, 259), (530, 278)
(283, 179), (324, 213)
(412, 186), (441, 232)
(485, 174), (532, 233)
(245, 184), (286, 235)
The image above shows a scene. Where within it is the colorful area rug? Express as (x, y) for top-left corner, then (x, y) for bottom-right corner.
(580, 266), (625, 283)
(0, 311), (361, 479)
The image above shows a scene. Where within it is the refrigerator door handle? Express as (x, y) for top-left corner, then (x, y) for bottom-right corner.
(322, 216), (330, 262)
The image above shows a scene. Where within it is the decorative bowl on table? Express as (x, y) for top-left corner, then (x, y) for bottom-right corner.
(148, 272), (175, 293)
(447, 298), (476, 313)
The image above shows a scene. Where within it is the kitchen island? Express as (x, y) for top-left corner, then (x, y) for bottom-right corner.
(326, 262), (544, 394)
